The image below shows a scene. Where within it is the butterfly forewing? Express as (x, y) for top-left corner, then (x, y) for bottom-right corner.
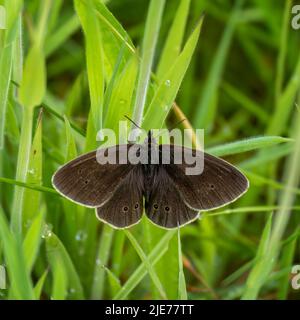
(52, 145), (134, 207)
(162, 145), (249, 211)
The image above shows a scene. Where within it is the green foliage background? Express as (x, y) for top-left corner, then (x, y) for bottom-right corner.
(0, 0), (300, 300)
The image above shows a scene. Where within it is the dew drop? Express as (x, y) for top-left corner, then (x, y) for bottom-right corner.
(28, 168), (35, 175)
(96, 258), (102, 266)
(41, 224), (53, 239)
(75, 230), (87, 242)
(69, 288), (76, 294)
(165, 79), (171, 87)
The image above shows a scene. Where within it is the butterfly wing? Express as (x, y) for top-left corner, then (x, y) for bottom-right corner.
(96, 165), (144, 228)
(161, 145), (249, 210)
(145, 166), (199, 228)
(52, 145), (134, 207)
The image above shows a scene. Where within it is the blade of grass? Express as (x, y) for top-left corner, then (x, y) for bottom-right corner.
(124, 230), (167, 299)
(51, 257), (68, 300)
(207, 206), (300, 217)
(143, 17), (203, 130)
(131, 0), (166, 127)
(0, 206), (35, 299)
(242, 104), (300, 299)
(245, 170), (300, 195)
(11, 106), (34, 234)
(222, 82), (268, 123)
(0, 0), (23, 149)
(11, 81), (86, 137)
(240, 143), (293, 169)
(156, 0), (191, 79)
(274, 0), (292, 102)
(22, 110), (43, 228)
(111, 231), (125, 278)
(45, 232), (84, 299)
(104, 54), (139, 134)
(207, 136), (292, 157)
(268, 51), (300, 135)
(242, 213), (273, 299)
(92, 0), (135, 78)
(0, 44), (13, 149)
(23, 211), (44, 272)
(0, 177), (58, 195)
(75, 0), (104, 132)
(12, 1), (49, 235)
(114, 230), (176, 300)
(91, 224), (114, 299)
(177, 229), (187, 300)
(34, 270), (48, 299)
(45, 15), (80, 57)
(277, 230), (298, 299)
(194, 0), (244, 130)
(103, 266), (122, 297)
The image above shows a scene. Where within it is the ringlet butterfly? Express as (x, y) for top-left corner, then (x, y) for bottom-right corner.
(52, 126), (249, 229)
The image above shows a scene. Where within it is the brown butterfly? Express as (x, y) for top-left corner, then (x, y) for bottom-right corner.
(52, 131), (249, 229)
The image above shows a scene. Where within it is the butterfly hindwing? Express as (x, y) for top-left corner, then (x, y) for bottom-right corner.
(145, 166), (199, 228)
(162, 145), (249, 210)
(96, 165), (144, 228)
(52, 145), (134, 207)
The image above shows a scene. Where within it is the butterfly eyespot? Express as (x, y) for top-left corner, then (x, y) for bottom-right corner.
(134, 204), (139, 209)
(165, 206), (170, 212)
(153, 204), (158, 209)
(123, 206), (129, 212)
(209, 184), (215, 190)
(84, 180), (89, 184)
(104, 149), (108, 157)
(136, 149), (141, 157)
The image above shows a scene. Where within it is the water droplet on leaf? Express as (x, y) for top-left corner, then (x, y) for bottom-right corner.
(42, 224), (53, 239)
(165, 79), (171, 87)
(75, 230), (87, 242)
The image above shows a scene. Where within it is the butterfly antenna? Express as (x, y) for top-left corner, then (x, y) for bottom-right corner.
(168, 118), (186, 132)
(124, 115), (142, 130)
(152, 118), (187, 141)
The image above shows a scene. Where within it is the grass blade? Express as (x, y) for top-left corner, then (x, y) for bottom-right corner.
(23, 110), (43, 227)
(91, 225), (114, 299)
(75, 0), (105, 131)
(194, 0), (244, 130)
(131, 0), (166, 127)
(0, 207), (35, 299)
(34, 270), (48, 299)
(143, 17), (203, 130)
(0, 177), (57, 195)
(23, 211), (44, 272)
(177, 229), (187, 300)
(156, 0), (191, 79)
(114, 230), (176, 300)
(242, 213), (273, 299)
(46, 233), (84, 299)
(51, 257), (68, 300)
(207, 136), (292, 157)
(124, 230), (167, 299)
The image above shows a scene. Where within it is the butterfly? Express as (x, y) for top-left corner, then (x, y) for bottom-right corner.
(52, 131), (249, 229)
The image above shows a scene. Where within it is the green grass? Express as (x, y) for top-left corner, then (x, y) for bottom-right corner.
(0, 0), (299, 300)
